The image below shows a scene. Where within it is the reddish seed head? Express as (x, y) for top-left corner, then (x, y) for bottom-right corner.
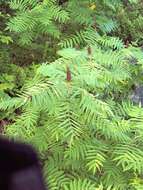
(66, 66), (71, 82)
(87, 46), (92, 55)
(125, 40), (129, 48)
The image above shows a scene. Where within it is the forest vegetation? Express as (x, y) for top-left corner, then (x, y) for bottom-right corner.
(1, 0), (143, 189)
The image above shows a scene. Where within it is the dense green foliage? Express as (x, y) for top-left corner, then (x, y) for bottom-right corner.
(115, 0), (143, 45)
(1, 0), (143, 189)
